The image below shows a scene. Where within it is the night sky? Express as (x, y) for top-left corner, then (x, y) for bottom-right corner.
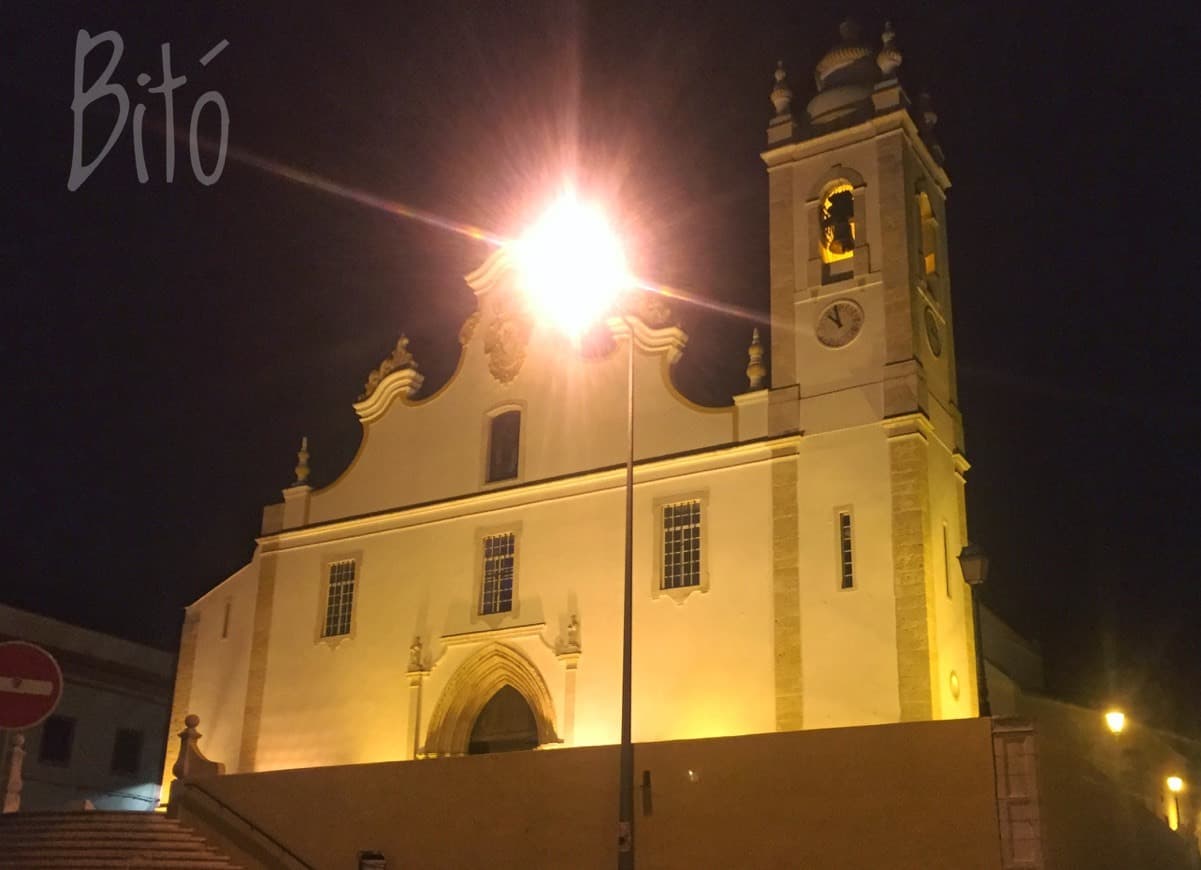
(6, 3), (1200, 734)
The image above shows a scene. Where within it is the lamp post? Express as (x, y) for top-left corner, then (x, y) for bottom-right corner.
(512, 191), (637, 868)
(958, 542), (991, 717)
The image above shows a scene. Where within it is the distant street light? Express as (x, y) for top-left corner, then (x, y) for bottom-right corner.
(1167, 775), (1184, 831)
(1104, 710), (1127, 735)
(958, 542), (991, 717)
(512, 190), (637, 869)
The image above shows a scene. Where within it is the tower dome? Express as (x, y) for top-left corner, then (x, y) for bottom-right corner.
(806, 19), (900, 127)
(813, 19), (875, 91)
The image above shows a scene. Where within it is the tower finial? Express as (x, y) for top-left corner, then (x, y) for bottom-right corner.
(746, 328), (766, 390)
(877, 20), (903, 76)
(293, 436), (310, 486)
(770, 61), (793, 117)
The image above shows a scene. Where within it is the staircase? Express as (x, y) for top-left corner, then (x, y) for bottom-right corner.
(0, 811), (242, 869)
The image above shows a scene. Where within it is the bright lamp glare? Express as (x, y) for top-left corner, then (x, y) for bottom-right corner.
(513, 192), (629, 337)
(1167, 775), (1184, 793)
(1104, 710), (1126, 734)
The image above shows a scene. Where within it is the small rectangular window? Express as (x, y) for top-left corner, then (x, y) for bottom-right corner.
(662, 500), (702, 589)
(943, 523), (952, 598)
(480, 533), (516, 614)
(322, 560), (357, 637)
(110, 728), (143, 776)
(39, 715), (76, 766)
(838, 511), (855, 590)
(221, 599), (232, 639)
(487, 410), (521, 483)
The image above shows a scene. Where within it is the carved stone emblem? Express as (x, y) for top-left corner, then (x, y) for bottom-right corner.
(360, 334), (418, 400)
(483, 297), (532, 384)
(632, 292), (673, 329)
(458, 309), (481, 346)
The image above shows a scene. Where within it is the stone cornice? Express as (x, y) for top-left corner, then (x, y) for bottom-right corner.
(761, 108), (950, 192)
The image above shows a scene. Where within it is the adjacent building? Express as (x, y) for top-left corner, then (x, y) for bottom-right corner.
(0, 604), (173, 812)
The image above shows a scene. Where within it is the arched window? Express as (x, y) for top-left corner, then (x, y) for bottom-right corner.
(918, 191), (938, 278)
(820, 182), (856, 267)
(486, 409), (521, 483)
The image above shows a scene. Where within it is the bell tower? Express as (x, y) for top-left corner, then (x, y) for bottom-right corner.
(763, 21), (978, 724)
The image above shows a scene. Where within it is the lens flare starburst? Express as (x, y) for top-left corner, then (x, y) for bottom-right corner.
(511, 191), (630, 337)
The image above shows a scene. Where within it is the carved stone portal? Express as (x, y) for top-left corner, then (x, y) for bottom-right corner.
(421, 643), (558, 757)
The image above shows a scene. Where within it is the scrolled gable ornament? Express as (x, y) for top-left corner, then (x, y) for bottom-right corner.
(360, 334), (418, 400)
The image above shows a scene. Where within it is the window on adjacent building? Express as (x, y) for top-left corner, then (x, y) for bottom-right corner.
(838, 511), (855, 590)
(480, 533), (516, 615)
(662, 500), (702, 589)
(110, 728), (143, 776)
(321, 560), (357, 637)
(39, 715), (75, 766)
(487, 410), (521, 483)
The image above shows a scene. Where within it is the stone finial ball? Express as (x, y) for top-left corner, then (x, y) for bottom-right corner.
(185, 714), (200, 727)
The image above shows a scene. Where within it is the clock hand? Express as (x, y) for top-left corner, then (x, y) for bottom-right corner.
(828, 307), (842, 328)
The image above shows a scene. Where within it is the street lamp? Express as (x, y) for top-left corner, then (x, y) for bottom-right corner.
(1167, 775), (1184, 831)
(512, 191), (637, 869)
(958, 542), (991, 717)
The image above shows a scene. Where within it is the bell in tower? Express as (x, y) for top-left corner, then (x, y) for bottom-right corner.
(821, 185), (855, 256)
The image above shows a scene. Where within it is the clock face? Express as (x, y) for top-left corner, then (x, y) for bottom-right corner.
(815, 299), (864, 348)
(924, 307), (943, 357)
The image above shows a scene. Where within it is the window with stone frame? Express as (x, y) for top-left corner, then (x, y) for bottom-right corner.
(662, 500), (702, 589)
(321, 559), (357, 637)
(838, 511), (855, 590)
(487, 410), (521, 483)
(480, 532), (516, 614)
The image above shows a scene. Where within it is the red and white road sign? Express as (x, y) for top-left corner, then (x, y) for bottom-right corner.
(0, 641), (64, 730)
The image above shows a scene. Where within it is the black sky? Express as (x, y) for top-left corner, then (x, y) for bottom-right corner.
(5, 2), (1200, 734)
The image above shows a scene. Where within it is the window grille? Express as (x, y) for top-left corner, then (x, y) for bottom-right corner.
(662, 500), (702, 589)
(839, 512), (855, 589)
(322, 560), (356, 637)
(480, 533), (516, 614)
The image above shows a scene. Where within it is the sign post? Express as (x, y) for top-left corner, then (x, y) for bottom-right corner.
(1, 641), (64, 813)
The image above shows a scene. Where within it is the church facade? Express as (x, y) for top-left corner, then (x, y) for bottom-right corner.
(164, 21), (977, 787)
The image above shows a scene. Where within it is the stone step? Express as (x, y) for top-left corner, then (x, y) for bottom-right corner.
(0, 811), (241, 869)
(2, 846), (227, 860)
(0, 850), (243, 865)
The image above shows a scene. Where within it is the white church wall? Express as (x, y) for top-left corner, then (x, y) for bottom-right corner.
(222, 440), (778, 773)
(183, 560), (258, 773)
(796, 424), (901, 728)
(927, 440), (974, 719)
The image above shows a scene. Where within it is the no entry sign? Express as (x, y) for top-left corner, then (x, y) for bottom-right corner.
(0, 641), (63, 730)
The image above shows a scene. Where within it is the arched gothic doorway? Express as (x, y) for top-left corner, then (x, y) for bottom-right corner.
(422, 643), (559, 757)
(468, 685), (539, 754)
